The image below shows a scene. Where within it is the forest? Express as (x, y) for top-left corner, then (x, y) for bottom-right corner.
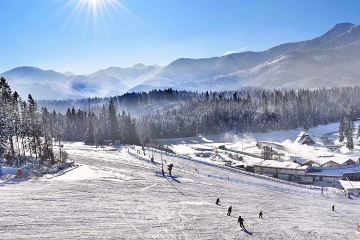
(2, 75), (360, 166)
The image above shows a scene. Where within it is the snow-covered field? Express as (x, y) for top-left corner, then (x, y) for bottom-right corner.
(0, 146), (360, 240)
(1, 136), (360, 239)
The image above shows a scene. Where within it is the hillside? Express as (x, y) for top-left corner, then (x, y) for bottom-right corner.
(1, 121), (360, 239)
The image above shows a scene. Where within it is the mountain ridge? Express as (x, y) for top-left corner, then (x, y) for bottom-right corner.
(2, 22), (360, 99)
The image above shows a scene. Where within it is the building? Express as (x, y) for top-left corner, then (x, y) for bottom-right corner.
(254, 160), (308, 181)
(339, 179), (360, 196)
(295, 131), (315, 145)
(254, 159), (360, 184)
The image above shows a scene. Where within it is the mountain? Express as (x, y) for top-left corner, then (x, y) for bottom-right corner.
(1, 64), (161, 99)
(89, 64), (161, 88)
(1, 66), (77, 100)
(3, 66), (68, 81)
(144, 22), (360, 91)
(2, 23), (360, 99)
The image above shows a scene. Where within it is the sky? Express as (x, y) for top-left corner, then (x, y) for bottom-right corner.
(0, 0), (359, 75)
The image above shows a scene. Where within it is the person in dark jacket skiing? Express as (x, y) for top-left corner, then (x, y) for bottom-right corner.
(259, 211), (263, 219)
(216, 198), (220, 205)
(238, 216), (245, 229)
(227, 206), (232, 216)
(167, 163), (174, 176)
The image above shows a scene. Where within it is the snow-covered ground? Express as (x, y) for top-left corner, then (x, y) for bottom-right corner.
(159, 122), (360, 175)
(1, 122), (360, 239)
(1, 136), (360, 239)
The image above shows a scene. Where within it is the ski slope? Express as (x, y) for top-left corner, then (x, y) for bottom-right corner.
(0, 142), (359, 239)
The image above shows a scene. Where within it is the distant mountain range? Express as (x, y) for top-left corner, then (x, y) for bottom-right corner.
(2, 22), (360, 100)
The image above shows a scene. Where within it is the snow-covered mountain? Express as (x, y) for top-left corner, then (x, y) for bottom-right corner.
(1, 64), (161, 100)
(2, 23), (360, 99)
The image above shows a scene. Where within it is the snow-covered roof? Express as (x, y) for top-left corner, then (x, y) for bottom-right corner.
(291, 154), (358, 167)
(295, 131), (315, 144)
(339, 180), (360, 190)
(290, 156), (315, 165)
(306, 164), (360, 177)
(311, 157), (357, 167)
(254, 160), (308, 170)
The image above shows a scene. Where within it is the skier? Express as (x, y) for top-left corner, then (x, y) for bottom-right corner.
(238, 216), (245, 229)
(332, 205), (335, 211)
(227, 206), (232, 216)
(168, 163), (174, 176)
(216, 198), (220, 205)
(259, 211), (263, 219)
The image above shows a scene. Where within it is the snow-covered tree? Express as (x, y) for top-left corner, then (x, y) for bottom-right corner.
(339, 117), (345, 142)
(108, 99), (120, 141)
(84, 120), (95, 145)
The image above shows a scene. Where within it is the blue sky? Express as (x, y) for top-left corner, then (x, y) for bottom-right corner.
(0, 0), (359, 74)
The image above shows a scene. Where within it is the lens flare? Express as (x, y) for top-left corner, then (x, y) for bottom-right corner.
(85, 0), (126, 19)
(63, 0), (131, 30)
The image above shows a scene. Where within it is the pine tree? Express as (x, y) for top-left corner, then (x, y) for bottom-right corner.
(108, 99), (120, 142)
(0, 106), (9, 155)
(0, 77), (17, 164)
(120, 112), (140, 145)
(98, 105), (108, 141)
(27, 94), (42, 160)
(84, 120), (96, 145)
(96, 126), (104, 146)
(41, 107), (54, 163)
(339, 117), (345, 142)
(345, 116), (354, 150)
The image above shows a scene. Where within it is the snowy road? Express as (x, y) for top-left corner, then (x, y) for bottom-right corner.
(1, 142), (359, 239)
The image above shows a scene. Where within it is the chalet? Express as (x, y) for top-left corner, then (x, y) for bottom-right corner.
(321, 160), (340, 167)
(295, 131), (315, 145)
(323, 140), (341, 152)
(290, 155), (319, 167)
(304, 160), (317, 166)
(291, 155), (356, 168)
(304, 171), (342, 183)
(305, 163), (360, 184)
(254, 160), (308, 181)
(342, 159), (356, 166)
(292, 158), (317, 166)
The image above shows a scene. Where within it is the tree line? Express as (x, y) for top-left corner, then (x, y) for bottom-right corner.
(0, 76), (57, 166)
(136, 87), (360, 139)
(3, 75), (360, 166)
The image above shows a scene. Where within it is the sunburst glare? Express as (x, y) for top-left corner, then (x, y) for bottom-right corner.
(62, 0), (132, 32)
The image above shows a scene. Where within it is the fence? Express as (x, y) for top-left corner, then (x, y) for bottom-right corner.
(128, 147), (343, 197)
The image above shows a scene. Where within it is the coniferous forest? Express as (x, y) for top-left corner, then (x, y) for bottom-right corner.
(2, 75), (360, 166)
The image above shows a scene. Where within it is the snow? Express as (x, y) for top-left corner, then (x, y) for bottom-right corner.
(1, 123), (360, 239)
(159, 122), (360, 171)
(339, 180), (360, 191)
(255, 160), (308, 170)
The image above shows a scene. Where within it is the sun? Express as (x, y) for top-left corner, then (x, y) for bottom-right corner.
(81, 0), (107, 9)
(65, 0), (129, 26)
(80, 0), (112, 18)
